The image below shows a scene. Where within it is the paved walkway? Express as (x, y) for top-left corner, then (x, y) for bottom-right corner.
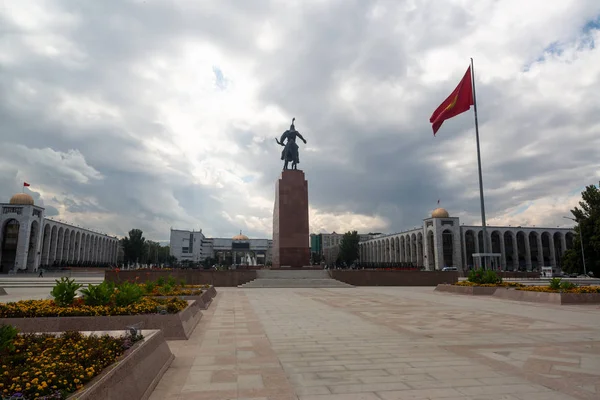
(150, 287), (600, 400)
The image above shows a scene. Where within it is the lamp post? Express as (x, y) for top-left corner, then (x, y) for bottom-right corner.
(563, 216), (587, 276)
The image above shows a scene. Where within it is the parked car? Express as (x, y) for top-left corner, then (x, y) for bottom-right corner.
(442, 267), (458, 271)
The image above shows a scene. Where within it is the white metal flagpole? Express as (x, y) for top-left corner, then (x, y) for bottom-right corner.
(470, 58), (489, 267)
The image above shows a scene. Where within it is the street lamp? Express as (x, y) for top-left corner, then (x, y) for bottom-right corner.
(563, 216), (587, 276)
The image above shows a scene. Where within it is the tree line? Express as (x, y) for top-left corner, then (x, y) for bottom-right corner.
(120, 229), (175, 265)
(562, 185), (599, 276)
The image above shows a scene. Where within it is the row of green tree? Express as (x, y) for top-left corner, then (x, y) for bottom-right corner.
(562, 185), (599, 276)
(121, 229), (175, 265)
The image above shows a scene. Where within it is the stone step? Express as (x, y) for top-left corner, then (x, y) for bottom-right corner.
(239, 278), (353, 288)
(0, 278), (104, 288)
(256, 270), (330, 279)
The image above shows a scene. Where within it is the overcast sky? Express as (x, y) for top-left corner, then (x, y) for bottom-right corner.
(1, 0), (599, 242)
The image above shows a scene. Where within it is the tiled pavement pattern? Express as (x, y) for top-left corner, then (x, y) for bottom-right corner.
(150, 287), (600, 399)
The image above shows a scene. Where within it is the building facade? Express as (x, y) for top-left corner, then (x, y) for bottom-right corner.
(0, 193), (119, 273)
(359, 208), (576, 272)
(170, 229), (273, 265)
(311, 232), (375, 265)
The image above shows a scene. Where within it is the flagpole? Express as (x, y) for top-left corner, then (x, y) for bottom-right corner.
(470, 58), (489, 267)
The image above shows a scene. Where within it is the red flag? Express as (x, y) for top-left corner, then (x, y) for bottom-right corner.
(430, 66), (474, 135)
(23, 182), (30, 187)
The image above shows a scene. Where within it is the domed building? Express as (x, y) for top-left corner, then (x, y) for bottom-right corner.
(232, 232), (249, 241)
(169, 229), (272, 266)
(358, 207), (576, 272)
(1, 191), (119, 273)
(10, 193), (35, 206)
(431, 207), (449, 218)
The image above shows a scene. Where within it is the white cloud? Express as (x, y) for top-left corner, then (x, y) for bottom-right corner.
(0, 0), (599, 241)
(0, 145), (102, 184)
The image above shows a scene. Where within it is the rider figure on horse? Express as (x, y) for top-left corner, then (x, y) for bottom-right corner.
(276, 118), (307, 170)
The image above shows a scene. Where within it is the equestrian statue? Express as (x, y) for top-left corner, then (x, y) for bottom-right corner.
(275, 118), (307, 170)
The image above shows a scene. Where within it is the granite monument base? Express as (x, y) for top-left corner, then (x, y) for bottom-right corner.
(272, 170), (310, 268)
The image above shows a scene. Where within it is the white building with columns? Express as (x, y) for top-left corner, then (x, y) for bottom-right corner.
(359, 208), (576, 272)
(0, 193), (119, 273)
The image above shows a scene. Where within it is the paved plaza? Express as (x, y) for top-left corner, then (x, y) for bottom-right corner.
(147, 287), (600, 400)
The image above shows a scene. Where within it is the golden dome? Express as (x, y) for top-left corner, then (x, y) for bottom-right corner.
(10, 193), (34, 205)
(233, 232), (249, 240)
(431, 208), (449, 218)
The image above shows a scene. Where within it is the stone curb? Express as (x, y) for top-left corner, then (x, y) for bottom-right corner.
(70, 330), (173, 400)
(435, 284), (497, 295)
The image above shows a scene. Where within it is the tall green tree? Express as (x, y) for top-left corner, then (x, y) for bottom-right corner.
(338, 231), (360, 265)
(145, 240), (173, 264)
(121, 229), (147, 264)
(562, 185), (600, 276)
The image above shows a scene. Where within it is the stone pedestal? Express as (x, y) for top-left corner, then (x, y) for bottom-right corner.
(272, 170), (310, 268)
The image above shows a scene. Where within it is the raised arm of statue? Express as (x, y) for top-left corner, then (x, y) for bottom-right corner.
(296, 131), (307, 144)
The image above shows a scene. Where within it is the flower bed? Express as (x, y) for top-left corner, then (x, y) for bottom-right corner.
(1, 277), (204, 340)
(139, 277), (216, 310)
(0, 328), (173, 400)
(435, 270), (523, 295)
(491, 277), (600, 304)
(0, 297), (187, 318)
(152, 287), (214, 308)
(2, 300), (203, 340)
(0, 330), (142, 399)
(142, 285), (209, 297)
(455, 281), (524, 288)
(516, 286), (600, 293)
(493, 288), (600, 304)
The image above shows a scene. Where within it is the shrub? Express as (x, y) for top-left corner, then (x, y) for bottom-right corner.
(548, 278), (577, 290)
(156, 277), (166, 286)
(560, 280), (577, 290)
(549, 277), (562, 290)
(114, 282), (144, 307)
(0, 324), (18, 353)
(159, 283), (174, 296)
(80, 281), (115, 306)
(167, 275), (177, 287)
(51, 277), (83, 307)
(467, 269), (502, 285)
(482, 270), (502, 284)
(144, 280), (157, 294)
